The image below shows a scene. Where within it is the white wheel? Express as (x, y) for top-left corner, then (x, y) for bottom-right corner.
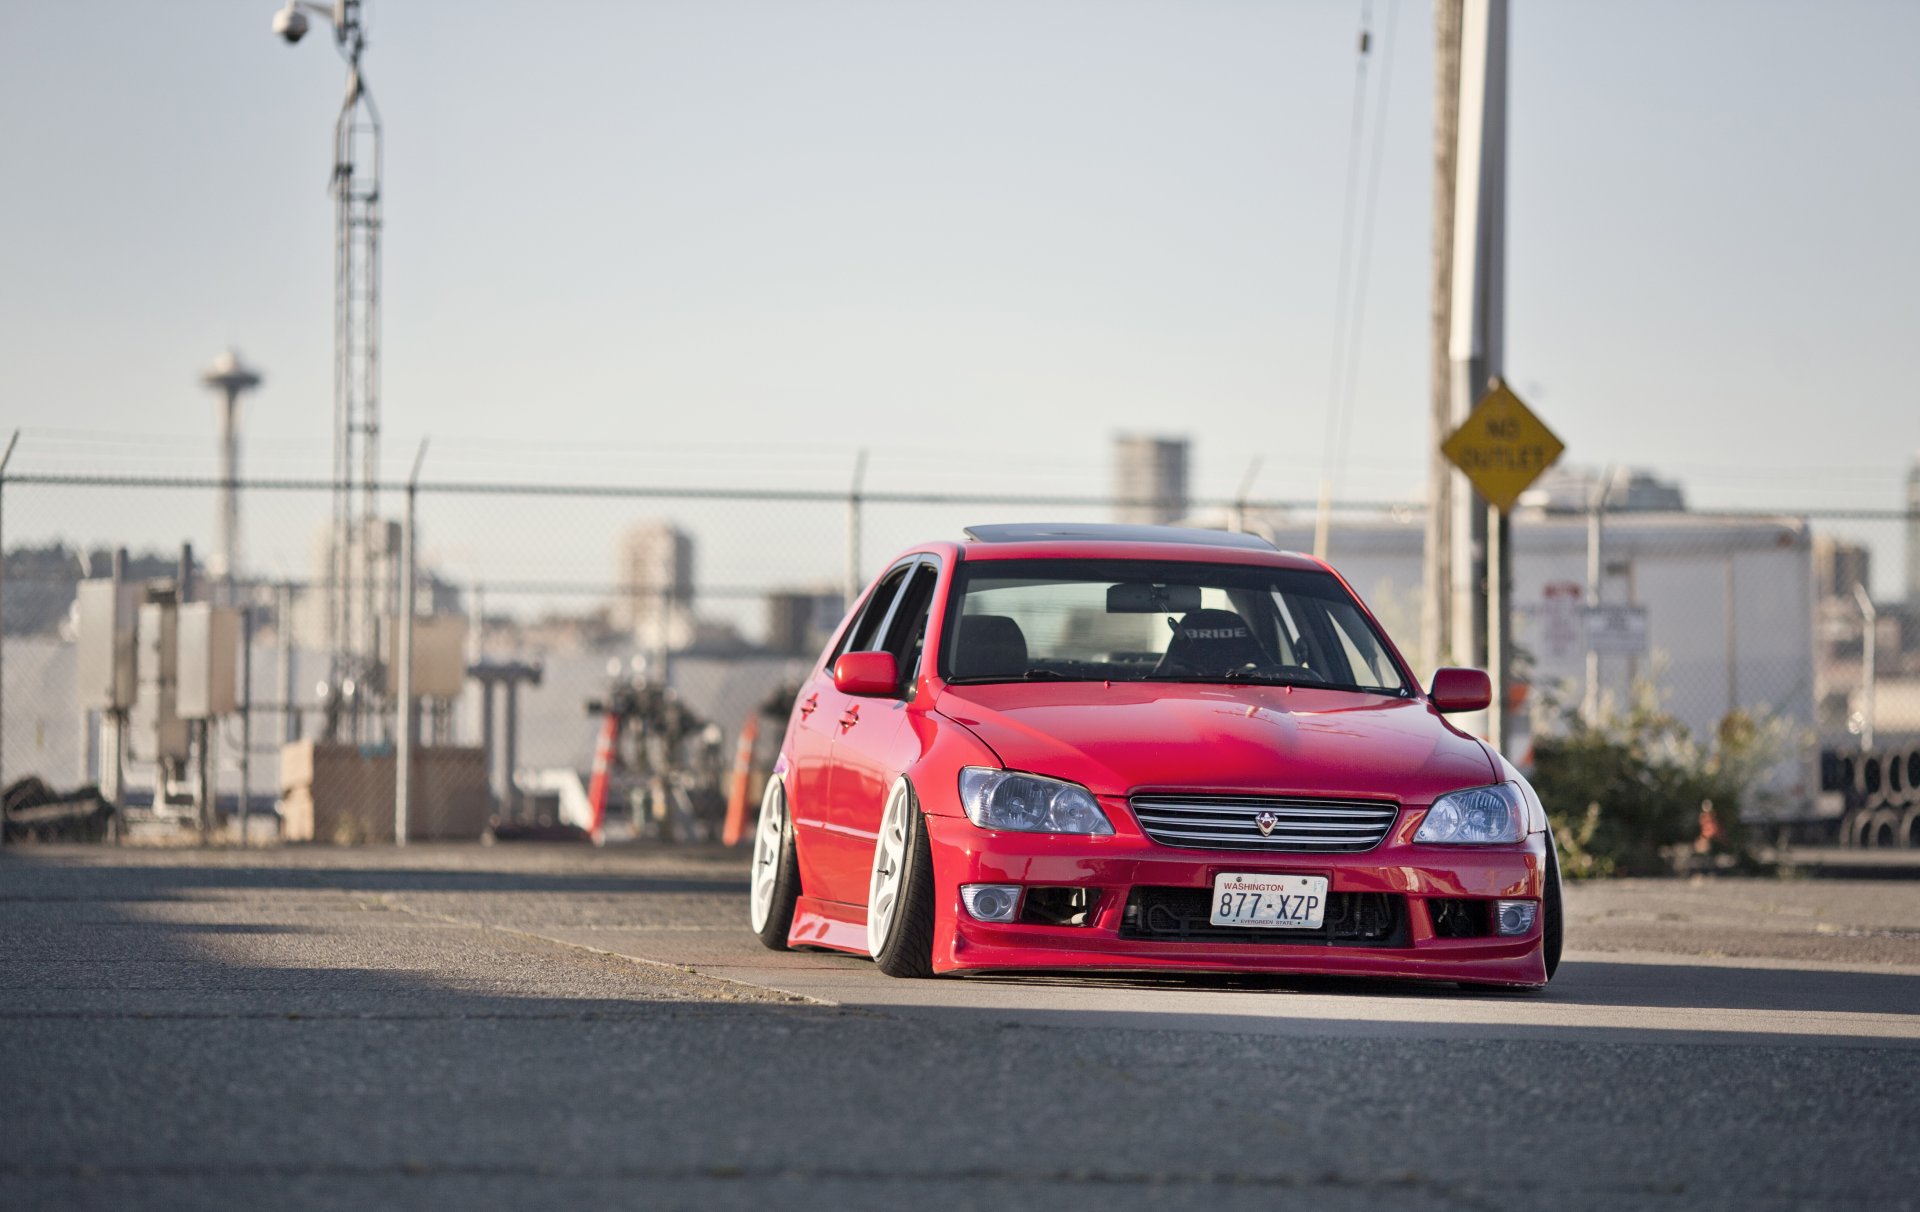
(866, 778), (936, 976)
(867, 782), (912, 956)
(749, 777), (801, 948)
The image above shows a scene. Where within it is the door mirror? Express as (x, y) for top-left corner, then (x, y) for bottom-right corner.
(834, 651), (900, 697)
(1429, 667), (1492, 714)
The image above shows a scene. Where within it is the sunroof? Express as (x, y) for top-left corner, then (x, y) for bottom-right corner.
(961, 523), (1277, 551)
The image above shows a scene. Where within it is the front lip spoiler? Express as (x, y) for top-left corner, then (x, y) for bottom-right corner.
(919, 813), (1548, 981)
(944, 923), (1546, 984)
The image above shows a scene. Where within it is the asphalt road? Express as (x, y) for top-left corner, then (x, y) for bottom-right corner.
(3, 844), (1917, 1212)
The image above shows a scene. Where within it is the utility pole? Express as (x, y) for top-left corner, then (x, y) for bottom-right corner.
(394, 440), (426, 847)
(1422, 0), (1463, 677)
(180, 543), (212, 841)
(239, 601), (254, 845)
(279, 581), (299, 743)
(0, 430), (17, 814)
(1854, 584), (1876, 752)
(1583, 467), (1621, 723)
(845, 450), (868, 615)
(1448, 0), (1507, 678)
(103, 548), (130, 818)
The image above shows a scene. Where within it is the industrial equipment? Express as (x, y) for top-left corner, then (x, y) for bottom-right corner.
(580, 677), (727, 844)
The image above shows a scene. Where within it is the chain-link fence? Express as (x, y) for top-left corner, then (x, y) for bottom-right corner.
(4, 465), (1916, 844)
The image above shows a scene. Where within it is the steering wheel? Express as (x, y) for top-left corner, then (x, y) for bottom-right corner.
(1263, 662), (1325, 682)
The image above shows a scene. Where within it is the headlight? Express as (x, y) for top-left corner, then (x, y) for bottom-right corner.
(1414, 782), (1526, 845)
(958, 768), (1113, 835)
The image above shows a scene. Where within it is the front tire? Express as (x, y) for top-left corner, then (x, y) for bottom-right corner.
(1542, 831), (1564, 981)
(867, 778), (936, 978)
(749, 776), (801, 949)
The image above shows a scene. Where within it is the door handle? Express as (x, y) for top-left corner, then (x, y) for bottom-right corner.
(799, 693), (818, 721)
(838, 704), (860, 732)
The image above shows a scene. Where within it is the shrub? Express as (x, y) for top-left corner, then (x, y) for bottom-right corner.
(1529, 686), (1788, 878)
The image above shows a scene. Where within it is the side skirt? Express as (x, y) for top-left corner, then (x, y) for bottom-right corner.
(787, 895), (870, 955)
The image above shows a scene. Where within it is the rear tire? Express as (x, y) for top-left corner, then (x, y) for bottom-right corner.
(749, 776), (802, 950)
(867, 778), (937, 978)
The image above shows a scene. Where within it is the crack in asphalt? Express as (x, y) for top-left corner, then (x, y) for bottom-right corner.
(0, 1008), (830, 1021)
(0, 1158), (1655, 1193)
(1, 1158), (1906, 1207)
(369, 894), (829, 1007)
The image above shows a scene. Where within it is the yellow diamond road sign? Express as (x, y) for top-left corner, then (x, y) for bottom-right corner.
(1441, 380), (1565, 513)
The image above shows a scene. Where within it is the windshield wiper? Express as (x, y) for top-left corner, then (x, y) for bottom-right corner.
(1139, 671), (1383, 693)
(946, 669), (1080, 685)
(1219, 669), (1323, 686)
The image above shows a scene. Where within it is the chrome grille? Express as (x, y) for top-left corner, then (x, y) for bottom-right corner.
(1129, 795), (1398, 853)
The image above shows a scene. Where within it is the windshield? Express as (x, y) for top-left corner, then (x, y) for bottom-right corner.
(940, 558), (1410, 695)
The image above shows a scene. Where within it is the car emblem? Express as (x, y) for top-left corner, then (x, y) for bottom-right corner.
(1255, 811), (1279, 837)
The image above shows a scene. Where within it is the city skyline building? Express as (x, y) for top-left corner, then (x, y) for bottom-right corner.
(1111, 434), (1190, 526)
(765, 589), (844, 658)
(1517, 466), (1687, 514)
(615, 522), (696, 658)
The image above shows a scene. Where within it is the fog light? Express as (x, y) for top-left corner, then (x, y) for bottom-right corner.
(1495, 899), (1538, 936)
(960, 884), (1021, 922)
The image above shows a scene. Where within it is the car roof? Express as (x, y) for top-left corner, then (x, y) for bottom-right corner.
(962, 522), (1277, 550)
(942, 523), (1326, 571)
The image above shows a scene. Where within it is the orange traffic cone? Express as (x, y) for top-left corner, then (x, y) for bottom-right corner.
(721, 713), (762, 847)
(1694, 800), (1721, 853)
(583, 710), (621, 843)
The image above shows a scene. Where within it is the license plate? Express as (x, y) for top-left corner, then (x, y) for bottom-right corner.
(1209, 873), (1329, 929)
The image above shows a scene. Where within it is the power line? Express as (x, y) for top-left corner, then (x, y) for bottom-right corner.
(1314, 0), (1400, 557)
(1318, 0), (1376, 490)
(1330, 0), (1400, 504)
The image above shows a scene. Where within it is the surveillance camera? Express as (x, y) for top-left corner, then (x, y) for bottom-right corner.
(271, 5), (309, 43)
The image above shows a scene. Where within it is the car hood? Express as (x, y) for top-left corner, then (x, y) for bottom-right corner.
(933, 681), (1495, 805)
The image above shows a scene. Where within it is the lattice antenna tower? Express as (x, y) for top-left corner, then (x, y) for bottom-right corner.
(326, 2), (383, 737)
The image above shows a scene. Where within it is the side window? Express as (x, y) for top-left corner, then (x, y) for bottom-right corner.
(834, 565), (912, 663)
(1271, 593), (1319, 672)
(1326, 606), (1400, 690)
(878, 564), (939, 678)
(1294, 603), (1362, 688)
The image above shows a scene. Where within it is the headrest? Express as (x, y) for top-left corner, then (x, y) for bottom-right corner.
(952, 614), (1028, 679)
(1163, 608), (1265, 673)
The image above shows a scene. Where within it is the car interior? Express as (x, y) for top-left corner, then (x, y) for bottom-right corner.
(940, 564), (1407, 693)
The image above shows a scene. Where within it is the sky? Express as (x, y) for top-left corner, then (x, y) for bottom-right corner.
(2, 0), (1917, 597)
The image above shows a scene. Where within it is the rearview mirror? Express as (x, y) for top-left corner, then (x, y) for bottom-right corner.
(1106, 582), (1203, 613)
(1429, 667), (1492, 714)
(834, 651), (900, 697)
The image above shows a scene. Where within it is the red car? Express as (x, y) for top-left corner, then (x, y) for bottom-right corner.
(748, 523), (1563, 988)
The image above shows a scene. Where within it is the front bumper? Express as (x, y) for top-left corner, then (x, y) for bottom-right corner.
(923, 813), (1550, 986)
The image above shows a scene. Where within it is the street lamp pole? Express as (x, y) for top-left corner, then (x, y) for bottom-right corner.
(1853, 583), (1876, 753)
